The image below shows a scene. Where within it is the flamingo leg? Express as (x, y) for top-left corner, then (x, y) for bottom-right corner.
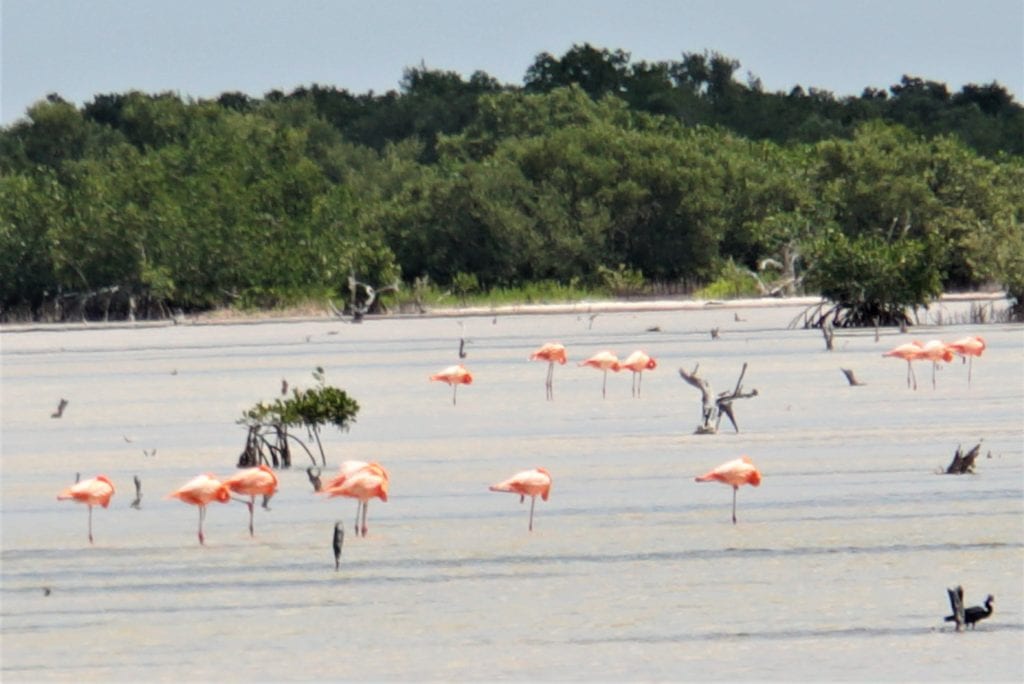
(546, 362), (554, 400)
(967, 357), (973, 386)
(198, 505), (206, 545)
(452, 384), (457, 406)
(354, 501), (362, 537)
(932, 362), (937, 390)
(361, 501), (369, 537)
(528, 495), (536, 532)
(908, 362), (918, 391)
(88, 505), (94, 544)
(247, 496), (255, 536)
(602, 370), (607, 399)
(732, 486), (738, 525)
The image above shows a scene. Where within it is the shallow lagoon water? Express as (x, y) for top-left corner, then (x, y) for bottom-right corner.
(2, 302), (1022, 681)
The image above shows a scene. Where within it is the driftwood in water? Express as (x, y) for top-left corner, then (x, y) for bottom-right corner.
(821, 322), (835, 350)
(947, 585), (966, 631)
(840, 368), (865, 386)
(945, 443), (981, 474)
(678, 362), (759, 434)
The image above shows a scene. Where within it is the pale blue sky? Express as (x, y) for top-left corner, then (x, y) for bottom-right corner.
(2, 0), (1022, 126)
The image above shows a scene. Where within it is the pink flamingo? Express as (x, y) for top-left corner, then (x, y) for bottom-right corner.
(57, 475), (115, 543)
(947, 335), (986, 386)
(167, 474), (231, 545)
(695, 456), (762, 524)
(882, 341), (924, 390)
(619, 350), (657, 397)
(579, 351), (620, 399)
(323, 461), (390, 536)
(322, 462), (389, 537)
(222, 464), (279, 536)
(530, 342), (568, 400)
(429, 364), (473, 405)
(489, 467), (552, 531)
(917, 339), (955, 389)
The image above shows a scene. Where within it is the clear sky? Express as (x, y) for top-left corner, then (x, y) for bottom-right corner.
(2, 0), (1022, 126)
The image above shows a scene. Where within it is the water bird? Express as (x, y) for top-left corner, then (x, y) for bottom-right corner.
(945, 589), (994, 630)
(530, 342), (568, 400)
(57, 475), (115, 543)
(917, 339), (954, 389)
(579, 351), (620, 399)
(695, 456), (762, 524)
(323, 461), (390, 535)
(333, 521), (344, 570)
(429, 364), (473, 405)
(167, 474), (231, 545)
(489, 467), (552, 532)
(322, 462), (389, 537)
(882, 341), (924, 390)
(130, 475), (142, 509)
(946, 335), (986, 386)
(51, 398), (68, 419)
(619, 350), (657, 397)
(223, 464), (279, 536)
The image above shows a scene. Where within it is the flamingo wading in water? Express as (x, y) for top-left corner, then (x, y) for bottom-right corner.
(223, 464), (279, 536)
(530, 342), (568, 400)
(489, 467), (552, 531)
(695, 456), (762, 524)
(579, 351), (620, 399)
(167, 474), (231, 545)
(882, 341), (924, 390)
(917, 339), (955, 390)
(322, 462), (389, 537)
(323, 461), (390, 537)
(57, 475), (115, 543)
(619, 350), (657, 397)
(429, 364), (473, 405)
(947, 335), (986, 386)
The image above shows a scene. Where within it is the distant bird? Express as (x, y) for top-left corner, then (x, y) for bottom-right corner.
(429, 364), (473, 405)
(57, 475), (115, 543)
(695, 456), (762, 524)
(130, 475), (142, 509)
(458, 321), (469, 359)
(619, 350), (657, 397)
(322, 462), (389, 537)
(51, 398), (68, 419)
(882, 341), (924, 390)
(489, 467), (552, 532)
(917, 339), (954, 389)
(710, 327), (720, 340)
(945, 592), (994, 630)
(167, 474), (231, 545)
(947, 335), (986, 386)
(579, 351), (620, 399)
(142, 448), (156, 457)
(123, 435), (134, 443)
(223, 464), (279, 536)
(333, 521), (344, 570)
(530, 342), (568, 400)
(734, 313), (745, 322)
(281, 379), (289, 396)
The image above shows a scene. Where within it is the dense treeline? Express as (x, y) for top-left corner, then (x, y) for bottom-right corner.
(1, 44), (1022, 323)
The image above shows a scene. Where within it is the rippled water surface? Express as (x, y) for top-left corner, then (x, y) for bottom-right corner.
(3, 303), (1022, 681)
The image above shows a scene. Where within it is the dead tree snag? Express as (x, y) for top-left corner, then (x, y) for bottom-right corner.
(678, 362), (759, 434)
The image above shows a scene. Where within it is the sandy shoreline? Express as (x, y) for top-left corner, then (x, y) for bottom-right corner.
(0, 291), (1009, 333)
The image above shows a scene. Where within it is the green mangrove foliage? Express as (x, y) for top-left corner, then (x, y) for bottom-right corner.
(2, 45), (1022, 323)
